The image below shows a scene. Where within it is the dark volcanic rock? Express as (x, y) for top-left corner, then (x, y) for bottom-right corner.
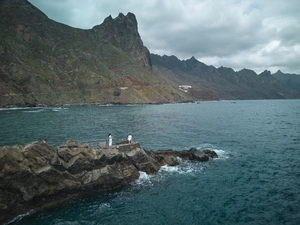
(0, 140), (217, 224)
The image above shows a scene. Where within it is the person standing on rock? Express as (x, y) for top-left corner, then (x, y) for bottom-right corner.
(127, 133), (132, 144)
(42, 137), (47, 144)
(108, 133), (113, 146)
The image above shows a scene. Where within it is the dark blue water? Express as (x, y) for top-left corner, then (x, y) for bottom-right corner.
(1, 100), (300, 225)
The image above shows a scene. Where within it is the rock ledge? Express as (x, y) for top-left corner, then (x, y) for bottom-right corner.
(0, 140), (218, 224)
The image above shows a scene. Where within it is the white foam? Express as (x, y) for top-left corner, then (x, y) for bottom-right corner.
(23, 110), (44, 113)
(159, 161), (204, 175)
(0, 107), (41, 111)
(195, 144), (230, 160)
(133, 147), (229, 188)
(134, 171), (153, 186)
(51, 107), (68, 112)
(139, 171), (150, 180)
(213, 149), (230, 159)
(160, 165), (180, 173)
(5, 209), (35, 225)
(97, 203), (110, 211)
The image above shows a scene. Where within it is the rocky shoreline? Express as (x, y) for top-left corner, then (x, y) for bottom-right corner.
(0, 140), (218, 224)
(0, 99), (198, 109)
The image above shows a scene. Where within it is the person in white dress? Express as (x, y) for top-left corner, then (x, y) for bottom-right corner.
(108, 133), (113, 146)
(127, 133), (132, 144)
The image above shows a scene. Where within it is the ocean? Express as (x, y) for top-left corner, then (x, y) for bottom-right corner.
(1, 100), (300, 225)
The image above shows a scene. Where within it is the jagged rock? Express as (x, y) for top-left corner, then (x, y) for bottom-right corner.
(92, 12), (152, 69)
(146, 148), (218, 165)
(0, 140), (217, 224)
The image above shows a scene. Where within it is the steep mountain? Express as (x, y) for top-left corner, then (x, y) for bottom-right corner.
(0, 0), (190, 107)
(1, 0), (299, 107)
(92, 13), (152, 70)
(151, 54), (300, 100)
(272, 70), (300, 93)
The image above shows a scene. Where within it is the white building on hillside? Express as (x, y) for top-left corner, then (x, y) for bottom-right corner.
(179, 85), (192, 92)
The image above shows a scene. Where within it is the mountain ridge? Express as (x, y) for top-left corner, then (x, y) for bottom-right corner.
(0, 0), (299, 107)
(272, 70), (300, 93)
(151, 54), (300, 100)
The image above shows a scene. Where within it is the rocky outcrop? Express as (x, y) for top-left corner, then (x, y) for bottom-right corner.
(92, 13), (152, 69)
(0, 140), (217, 224)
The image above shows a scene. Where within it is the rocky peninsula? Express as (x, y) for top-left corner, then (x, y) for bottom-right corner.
(0, 140), (218, 224)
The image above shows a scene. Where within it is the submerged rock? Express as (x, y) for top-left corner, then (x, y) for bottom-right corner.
(0, 140), (217, 224)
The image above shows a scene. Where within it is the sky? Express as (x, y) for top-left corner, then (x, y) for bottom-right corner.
(28, 0), (300, 74)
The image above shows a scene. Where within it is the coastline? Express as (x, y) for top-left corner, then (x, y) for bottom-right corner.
(2, 98), (300, 109)
(0, 99), (199, 109)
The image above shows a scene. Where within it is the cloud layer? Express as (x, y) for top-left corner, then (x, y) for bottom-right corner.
(28, 0), (300, 74)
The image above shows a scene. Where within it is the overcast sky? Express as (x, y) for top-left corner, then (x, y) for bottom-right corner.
(28, 0), (300, 74)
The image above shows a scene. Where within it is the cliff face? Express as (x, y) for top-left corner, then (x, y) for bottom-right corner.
(92, 13), (152, 70)
(0, 0), (190, 107)
(0, 140), (217, 224)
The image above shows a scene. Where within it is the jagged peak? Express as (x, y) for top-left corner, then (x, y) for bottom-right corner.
(153, 54), (211, 69)
(105, 12), (136, 23)
(162, 54), (179, 61)
(91, 12), (151, 69)
(217, 66), (235, 73)
(259, 70), (271, 76)
(126, 12), (136, 20)
(118, 12), (125, 18)
(274, 70), (284, 75)
(189, 56), (198, 61)
(114, 12), (137, 28)
(185, 56), (209, 68)
(103, 15), (113, 22)
(237, 68), (258, 76)
(93, 12), (137, 32)
(185, 56), (198, 64)
(273, 70), (299, 76)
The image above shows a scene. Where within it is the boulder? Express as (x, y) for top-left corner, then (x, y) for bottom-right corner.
(0, 140), (217, 224)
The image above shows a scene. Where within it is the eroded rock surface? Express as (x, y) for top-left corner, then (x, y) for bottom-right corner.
(0, 140), (217, 224)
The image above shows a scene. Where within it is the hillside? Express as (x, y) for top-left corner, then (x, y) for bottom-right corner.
(0, 0), (191, 107)
(151, 54), (300, 100)
(0, 0), (299, 107)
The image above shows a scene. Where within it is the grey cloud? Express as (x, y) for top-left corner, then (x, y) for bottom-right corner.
(27, 0), (300, 74)
(278, 26), (300, 46)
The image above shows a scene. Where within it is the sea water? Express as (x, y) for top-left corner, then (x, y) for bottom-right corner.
(1, 100), (300, 225)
